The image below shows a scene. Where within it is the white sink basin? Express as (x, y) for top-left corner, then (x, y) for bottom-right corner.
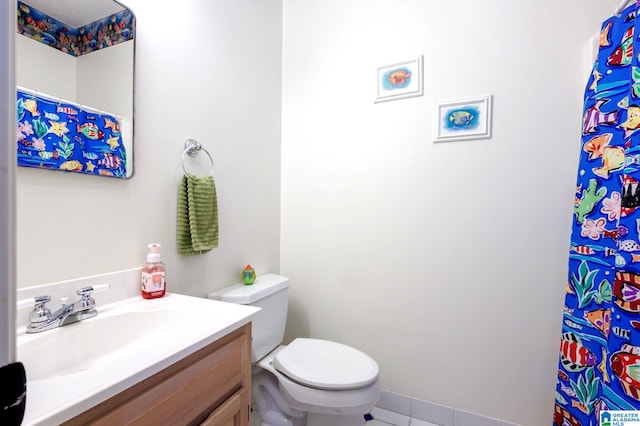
(17, 292), (259, 426)
(18, 307), (190, 381)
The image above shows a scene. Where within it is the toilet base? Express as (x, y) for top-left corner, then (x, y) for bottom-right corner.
(252, 369), (373, 426)
(252, 371), (305, 426)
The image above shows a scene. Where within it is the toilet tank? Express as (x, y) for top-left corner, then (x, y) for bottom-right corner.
(207, 273), (289, 363)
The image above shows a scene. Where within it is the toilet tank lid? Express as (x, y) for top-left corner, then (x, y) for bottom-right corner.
(207, 273), (290, 304)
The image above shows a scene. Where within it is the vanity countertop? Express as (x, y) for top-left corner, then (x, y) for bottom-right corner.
(17, 293), (259, 426)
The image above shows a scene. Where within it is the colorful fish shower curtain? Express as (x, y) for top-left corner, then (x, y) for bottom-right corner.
(16, 90), (127, 178)
(554, 4), (640, 424)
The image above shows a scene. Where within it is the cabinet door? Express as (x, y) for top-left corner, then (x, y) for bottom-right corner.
(64, 323), (252, 426)
(200, 387), (249, 426)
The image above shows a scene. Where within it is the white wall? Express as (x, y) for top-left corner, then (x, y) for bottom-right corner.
(280, 0), (612, 424)
(15, 0), (283, 295)
(16, 35), (76, 100)
(16, 36), (133, 119)
(76, 41), (134, 118)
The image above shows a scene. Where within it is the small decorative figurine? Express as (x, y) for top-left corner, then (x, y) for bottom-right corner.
(242, 265), (256, 285)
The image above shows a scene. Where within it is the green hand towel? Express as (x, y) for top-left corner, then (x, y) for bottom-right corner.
(177, 174), (219, 256)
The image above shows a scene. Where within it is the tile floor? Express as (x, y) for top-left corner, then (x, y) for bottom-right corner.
(250, 406), (439, 426)
(250, 390), (519, 426)
(251, 405), (520, 426)
(367, 407), (440, 426)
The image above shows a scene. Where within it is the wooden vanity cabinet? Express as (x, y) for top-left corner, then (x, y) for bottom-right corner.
(63, 323), (252, 426)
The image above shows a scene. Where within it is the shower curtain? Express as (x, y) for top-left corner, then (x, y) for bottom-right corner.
(554, 3), (640, 424)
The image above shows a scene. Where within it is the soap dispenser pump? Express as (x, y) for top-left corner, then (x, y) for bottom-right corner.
(141, 243), (166, 299)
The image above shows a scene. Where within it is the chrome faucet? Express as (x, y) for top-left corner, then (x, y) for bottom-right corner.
(20, 284), (110, 333)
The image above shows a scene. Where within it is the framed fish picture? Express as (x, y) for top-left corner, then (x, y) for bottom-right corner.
(374, 56), (424, 103)
(434, 95), (493, 142)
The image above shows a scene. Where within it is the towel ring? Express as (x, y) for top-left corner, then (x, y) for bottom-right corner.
(182, 139), (214, 176)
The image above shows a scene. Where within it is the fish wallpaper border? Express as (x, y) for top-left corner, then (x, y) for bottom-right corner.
(374, 55), (424, 103)
(16, 1), (135, 57)
(434, 95), (493, 142)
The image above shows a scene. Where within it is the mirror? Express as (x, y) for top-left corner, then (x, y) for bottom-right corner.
(15, 0), (135, 178)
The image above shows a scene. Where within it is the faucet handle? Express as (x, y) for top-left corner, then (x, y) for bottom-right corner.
(75, 284), (110, 311)
(75, 283), (110, 297)
(17, 297), (36, 310)
(16, 295), (51, 309)
(17, 296), (52, 324)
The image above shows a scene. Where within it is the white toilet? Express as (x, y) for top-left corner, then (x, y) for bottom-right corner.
(208, 274), (381, 426)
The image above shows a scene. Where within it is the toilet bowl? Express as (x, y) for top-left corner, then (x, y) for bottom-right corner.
(207, 274), (381, 426)
(257, 343), (381, 426)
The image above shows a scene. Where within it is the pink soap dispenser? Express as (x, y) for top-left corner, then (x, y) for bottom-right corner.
(141, 243), (166, 299)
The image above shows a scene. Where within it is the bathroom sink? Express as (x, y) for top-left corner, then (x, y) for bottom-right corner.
(17, 307), (193, 381)
(16, 292), (260, 426)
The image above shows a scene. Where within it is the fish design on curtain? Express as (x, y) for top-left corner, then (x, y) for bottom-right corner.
(16, 90), (127, 178)
(554, 3), (640, 424)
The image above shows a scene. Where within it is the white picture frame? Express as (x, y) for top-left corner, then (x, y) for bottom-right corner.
(434, 95), (493, 142)
(374, 56), (424, 103)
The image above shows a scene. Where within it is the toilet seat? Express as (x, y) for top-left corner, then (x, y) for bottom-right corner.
(257, 345), (382, 415)
(273, 338), (379, 390)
